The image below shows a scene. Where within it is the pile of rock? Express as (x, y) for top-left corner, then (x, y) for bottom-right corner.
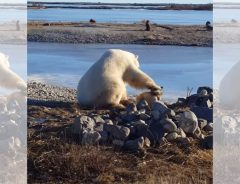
(66, 87), (213, 152)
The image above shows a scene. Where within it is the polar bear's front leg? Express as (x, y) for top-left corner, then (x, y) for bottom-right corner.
(124, 68), (161, 91)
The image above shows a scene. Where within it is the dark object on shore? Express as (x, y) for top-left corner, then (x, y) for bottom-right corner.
(145, 20), (150, 31)
(89, 19), (96, 23)
(16, 20), (20, 31)
(206, 21), (212, 31)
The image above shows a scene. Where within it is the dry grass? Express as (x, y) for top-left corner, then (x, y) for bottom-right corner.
(28, 105), (212, 184)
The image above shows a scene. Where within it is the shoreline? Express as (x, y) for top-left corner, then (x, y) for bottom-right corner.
(28, 22), (213, 47)
(27, 2), (212, 11)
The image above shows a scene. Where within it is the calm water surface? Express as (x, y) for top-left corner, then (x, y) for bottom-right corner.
(28, 8), (212, 25)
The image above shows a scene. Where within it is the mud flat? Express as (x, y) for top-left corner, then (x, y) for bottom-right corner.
(28, 22), (213, 47)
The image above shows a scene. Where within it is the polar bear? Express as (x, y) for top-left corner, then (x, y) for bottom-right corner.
(0, 53), (26, 91)
(219, 61), (240, 108)
(77, 49), (162, 108)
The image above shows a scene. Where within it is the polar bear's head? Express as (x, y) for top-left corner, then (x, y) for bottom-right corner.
(0, 53), (10, 68)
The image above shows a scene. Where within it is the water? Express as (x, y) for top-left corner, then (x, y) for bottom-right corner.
(214, 8), (240, 23)
(28, 42), (212, 101)
(28, 8), (212, 25)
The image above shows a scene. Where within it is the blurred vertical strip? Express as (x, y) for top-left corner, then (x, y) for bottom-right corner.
(214, 1), (240, 183)
(0, 0), (27, 183)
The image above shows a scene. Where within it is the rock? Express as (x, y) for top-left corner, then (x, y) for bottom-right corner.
(99, 130), (108, 142)
(139, 113), (151, 121)
(126, 103), (137, 114)
(190, 106), (213, 122)
(121, 113), (139, 123)
(202, 134), (213, 149)
(204, 123), (213, 132)
(137, 99), (149, 110)
(93, 116), (105, 124)
(112, 139), (124, 147)
(69, 116), (95, 135)
(193, 127), (204, 139)
(176, 137), (191, 145)
(159, 118), (177, 133)
(166, 132), (179, 141)
(149, 121), (165, 145)
(81, 131), (101, 145)
(152, 110), (160, 120)
(197, 86), (213, 95)
(152, 101), (168, 113)
(196, 97), (212, 108)
(186, 94), (199, 107)
(198, 119), (208, 129)
(177, 111), (198, 134)
(103, 124), (130, 140)
(105, 119), (113, 125)
(199, 89), (208, 96)
(132, 120), (149, 138)
(176, 128), (186, 138)
(158, 137), (168, 146)
(124, 137), (145, 152)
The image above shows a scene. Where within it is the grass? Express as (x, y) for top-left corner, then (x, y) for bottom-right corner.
(28, 105), (212, 184)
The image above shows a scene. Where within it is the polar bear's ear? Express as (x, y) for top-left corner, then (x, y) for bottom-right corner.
(135, 55), (139, 60)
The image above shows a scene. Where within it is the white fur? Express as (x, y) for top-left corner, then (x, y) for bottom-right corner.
(219, 61), (240, 108)
(77, 49), (161, 107)
(0, 53), (26, 91)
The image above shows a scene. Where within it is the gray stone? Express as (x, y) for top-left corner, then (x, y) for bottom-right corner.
(99, 130), (108, 142)
(132, 120), (149, 138)
(177, 111), (198, 134)
(103, 124), (130, 140)
(198, 119), (208, 129)
(149, 121), (165, 145)
(159, 118), (177, 133)
(202, 134), (213, 149)
(105, 119), (113, 125)
(126, 103), (137, 114)
(81, 131), (101, 145)
(124, 137), (148, 152)
(176, 128), (186, 138)
(121, 113), (139, 123)
(197, 86), (213, 94)
(93, 116), (105, 124)
(137, 99), (149, 110)
(152, 101), (168, 113)
(112, 139), (124, 147)
(190, 106), (213, 122)
(204, 123), (213, 132)
(166, 132), (179, 141)
(139, 113), (151, 121)
(194, 127), (204, 139)
(152, 110), (160, 120)
(69, 116), (95, 135)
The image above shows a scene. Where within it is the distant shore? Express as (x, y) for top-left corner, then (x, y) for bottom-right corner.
(28, 2), (212, 11)
(28, 22), (212, 47)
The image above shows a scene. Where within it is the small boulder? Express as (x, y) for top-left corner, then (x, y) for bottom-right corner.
(198, 119), (208, 130)
(152, 101), (168, 113)
(81, 131), (101, 145)
(104, 124), (130, 140)
(177, 111), (198, 134)
(166, 132), (179, 141)
(202, 134), (213, 149)
(126, 103), (137, 114)
(124, 137), (145, 152)
(204, 123), (213, 132)
(137, 99), (149, 110)
(191, 106), (213, 123)
(69, 116), (95, 135)
(159, 118), (177, 133)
